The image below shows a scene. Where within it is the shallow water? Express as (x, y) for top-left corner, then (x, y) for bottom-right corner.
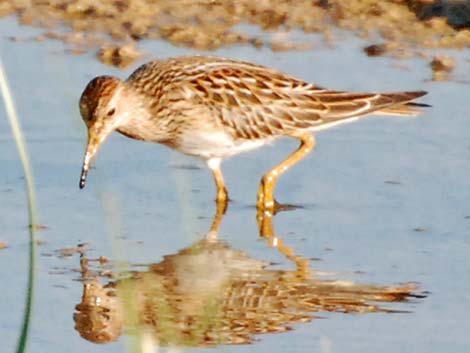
(1, 16), (470, 353)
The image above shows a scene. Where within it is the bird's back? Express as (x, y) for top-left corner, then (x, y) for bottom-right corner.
(125, 56), (427, 142)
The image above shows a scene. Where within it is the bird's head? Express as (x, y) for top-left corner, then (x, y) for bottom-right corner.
(78, 76), (129, 189)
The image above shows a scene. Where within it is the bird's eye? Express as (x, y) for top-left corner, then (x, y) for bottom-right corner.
(107, 108), (116, 116)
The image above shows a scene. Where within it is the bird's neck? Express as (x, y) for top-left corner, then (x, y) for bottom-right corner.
(116, 85), (174, 143)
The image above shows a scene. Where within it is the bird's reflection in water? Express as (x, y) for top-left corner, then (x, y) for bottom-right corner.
(74, 202), (424, 346)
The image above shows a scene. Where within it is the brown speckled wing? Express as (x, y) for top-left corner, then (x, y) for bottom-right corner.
(181, 62), (426, 140)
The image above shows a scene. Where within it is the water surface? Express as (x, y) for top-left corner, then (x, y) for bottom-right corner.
(1, 16), (469, 353)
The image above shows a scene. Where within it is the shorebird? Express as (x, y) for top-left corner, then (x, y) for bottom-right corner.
(78, 56), (427, 210)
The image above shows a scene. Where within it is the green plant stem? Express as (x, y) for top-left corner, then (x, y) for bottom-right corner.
(0, 56), (38, 353)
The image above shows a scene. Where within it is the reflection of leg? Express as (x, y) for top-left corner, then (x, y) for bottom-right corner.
(207, 192), (228, 241)
(207, 158), (229, 204)
(257, 131), (316, 212)
(206, 158), (228, 241)
(257, 208), (310, 279)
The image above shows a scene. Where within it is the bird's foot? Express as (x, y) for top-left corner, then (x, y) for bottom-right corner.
(215, 188), (229, 211)
(257, 184), (299, 215)
(257, 182), (276, 214)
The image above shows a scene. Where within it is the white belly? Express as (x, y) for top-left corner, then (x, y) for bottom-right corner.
(176, 130), (271, 159)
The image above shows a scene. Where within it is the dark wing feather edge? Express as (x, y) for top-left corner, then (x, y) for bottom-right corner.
(184, 64), (427, 140)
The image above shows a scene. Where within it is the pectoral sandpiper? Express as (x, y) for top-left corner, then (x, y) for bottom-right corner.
(78, 56), (427, 210)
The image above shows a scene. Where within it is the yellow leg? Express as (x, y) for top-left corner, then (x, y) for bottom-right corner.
(256, 207), (310, 279)
(257, 131), (316, 211)
(207, 158), (229, 204)
(207, 193), (228, 241)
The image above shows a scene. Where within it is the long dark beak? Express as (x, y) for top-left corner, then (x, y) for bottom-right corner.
(79, 146), (94, 189)
(79, 124), (112, 189)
